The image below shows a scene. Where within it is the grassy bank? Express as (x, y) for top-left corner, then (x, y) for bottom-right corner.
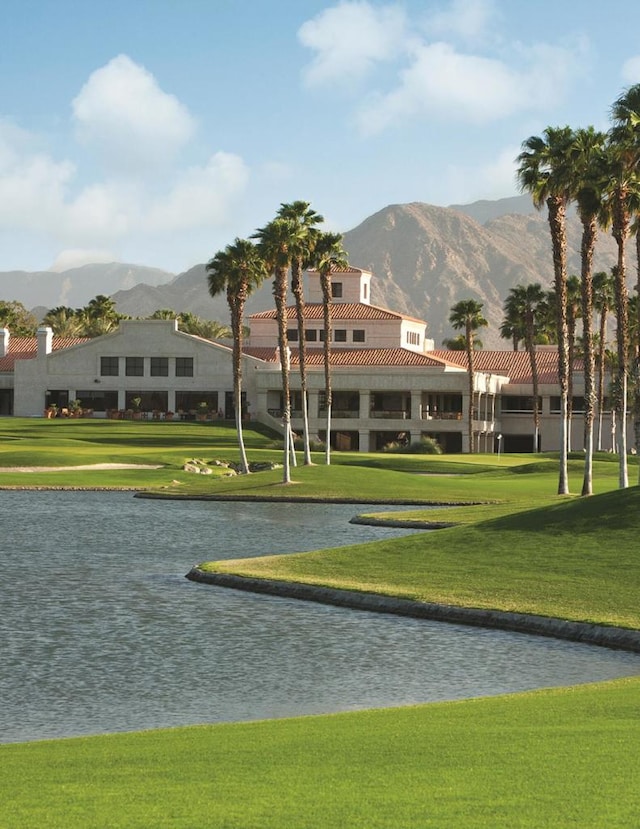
(2, 677), (639, 828)
(2, 418), (639, 826)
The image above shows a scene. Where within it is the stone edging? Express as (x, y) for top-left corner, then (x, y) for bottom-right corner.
(186, 568), (640, 654)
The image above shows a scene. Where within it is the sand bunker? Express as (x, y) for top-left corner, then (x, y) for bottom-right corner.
(1, 463), (163, 472)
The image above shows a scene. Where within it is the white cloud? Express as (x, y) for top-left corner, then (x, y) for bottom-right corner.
(298, 1), (407, 88)
(142, 152), (249, 232)
(72, 54), (196, 175)
(355, 39), (585, 134)
(622, 55), (640, 83)
(423, 0), (498, 44)
(50, 249), (118, 272)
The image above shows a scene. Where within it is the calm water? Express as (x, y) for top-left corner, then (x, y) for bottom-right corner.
(1, 491), (639, 743)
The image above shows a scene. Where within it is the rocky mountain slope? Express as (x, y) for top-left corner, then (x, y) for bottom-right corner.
(2, 198), (628, 348)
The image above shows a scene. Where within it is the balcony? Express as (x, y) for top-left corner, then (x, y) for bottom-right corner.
(370, 409), (411, 419)
(421, 411), (462, 420)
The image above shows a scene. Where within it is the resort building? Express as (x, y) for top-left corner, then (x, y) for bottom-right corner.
(0, 267), (616, 454)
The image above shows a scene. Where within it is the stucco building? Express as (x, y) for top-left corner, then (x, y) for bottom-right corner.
(0, 266), (616, 454)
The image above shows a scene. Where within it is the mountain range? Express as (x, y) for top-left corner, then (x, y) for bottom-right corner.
(1, 195), (627, 348)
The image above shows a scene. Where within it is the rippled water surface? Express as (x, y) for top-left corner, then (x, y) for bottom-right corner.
(1, 491), (639, 743)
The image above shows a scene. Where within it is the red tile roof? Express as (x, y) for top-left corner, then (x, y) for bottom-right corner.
(250, 303), (423, 323)
(244, 346), (451, 368)
(0, 336), (90, 372)
(428, 348), (583, 384)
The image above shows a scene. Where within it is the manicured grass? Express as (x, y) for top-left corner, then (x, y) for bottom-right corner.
(2, 418), (639, 826)
(2, 677), (639, 828)
(205, 486), (640, 629)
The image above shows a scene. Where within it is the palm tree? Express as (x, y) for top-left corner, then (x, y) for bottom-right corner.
(604, 86), (640, 486)
(277, 201), (324, 465)
(570, 126), (608, 494)
(517, 126), (575, 494)
(503, 284), (545, 452)
(42, 306), (83, 337)
(207, 238), (267, 474)
(312, 231), (349, 464)
(449, 299), (487, 454)
(253, 217), (303, 483)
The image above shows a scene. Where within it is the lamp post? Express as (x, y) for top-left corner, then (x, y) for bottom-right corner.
(497, 433), (503, 459)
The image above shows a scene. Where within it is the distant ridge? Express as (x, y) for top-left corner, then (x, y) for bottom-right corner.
(1, 195), (626, 348)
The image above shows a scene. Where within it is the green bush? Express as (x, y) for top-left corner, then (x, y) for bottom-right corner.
(383, 436), (442, 455)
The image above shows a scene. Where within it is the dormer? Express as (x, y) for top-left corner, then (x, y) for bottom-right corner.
(305, 267), (372, 305)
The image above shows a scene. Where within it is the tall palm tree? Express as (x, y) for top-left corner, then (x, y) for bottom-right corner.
(517, 126), (575, 494)
(449, 300), (488, 454)
(253, 217), (303, 483)
(605, 86), (640, 486)
(277, 201), (324, 465)
(207, 238), (267, 474)
(570, 126), (608, 494)
(503, 284), (545, 452)
(312, 231), (349, 465)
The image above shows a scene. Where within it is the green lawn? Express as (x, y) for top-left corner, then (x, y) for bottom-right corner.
(1, 418), (639, 827)
(2, 678), (639, 828)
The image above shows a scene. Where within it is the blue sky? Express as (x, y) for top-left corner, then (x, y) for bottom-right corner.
(2, 0), (640, 275)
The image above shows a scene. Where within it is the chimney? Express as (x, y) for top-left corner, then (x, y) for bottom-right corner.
(37, 326), (53, 357)
(0, 327), (9, 357)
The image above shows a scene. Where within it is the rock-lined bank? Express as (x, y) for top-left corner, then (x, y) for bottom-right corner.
(186, 568), (640, 655)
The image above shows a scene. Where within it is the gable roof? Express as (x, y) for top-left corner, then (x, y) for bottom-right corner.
(428, 348), (583, 385)
(244, 346), (452, 368)
(249, 302), (425, 324)
(0, 336), (90, 372)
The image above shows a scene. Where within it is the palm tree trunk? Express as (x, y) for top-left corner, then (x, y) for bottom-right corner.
(548, 196), (570, 494)
(596, 307), (607, 451)
(229, 292), (250, 475)
(466, 323), (475, 454)
(613, 189), (629, 488)
(321, 272), (333, 465)
(274, 267), (292, 483)
(580, 215), (597, 496)
(525, 314), (540, 453)
(291, 263), (313, 465)
(635, 229), (640, 485)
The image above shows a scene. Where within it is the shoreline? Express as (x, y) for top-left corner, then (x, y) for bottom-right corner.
(186, 568), (640, 655)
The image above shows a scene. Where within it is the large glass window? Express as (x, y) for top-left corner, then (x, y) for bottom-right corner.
(150, 357), (169, 377)
(100, 356), (119, 376)
(175, 357), (194, 377)
(126, 356), (144, 377)
(502, 396), (541, 413)
(76, 390), (118, 412)
(352, 329), (365, 343)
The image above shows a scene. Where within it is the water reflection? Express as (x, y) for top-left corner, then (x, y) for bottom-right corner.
(1, 492), (639, 743)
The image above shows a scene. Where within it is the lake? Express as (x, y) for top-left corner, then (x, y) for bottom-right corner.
(1, 491), (639, 743)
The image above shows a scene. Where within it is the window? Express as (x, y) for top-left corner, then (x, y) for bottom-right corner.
(550, 396), (585, 414)
(175, 357), (194, 377)
(150, 357), (169, 377)
(406, 331), (420, 345)
(331, 282), (343, 298)
(334, 329), (347, 342)
(353, 329), (365, 343)
(76, 390), (118, 412)
(286, 328), (299, 342)
(126, 357), (144, 377)
(502, 396), (541, 413)
(306, 329), (317, 342)
(363, 283), (368, 300)
(100, 356), (119, 376)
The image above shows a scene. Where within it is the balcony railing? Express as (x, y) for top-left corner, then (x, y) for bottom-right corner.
(421, 411), (462, 420)
(370, 409), (411, 419)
